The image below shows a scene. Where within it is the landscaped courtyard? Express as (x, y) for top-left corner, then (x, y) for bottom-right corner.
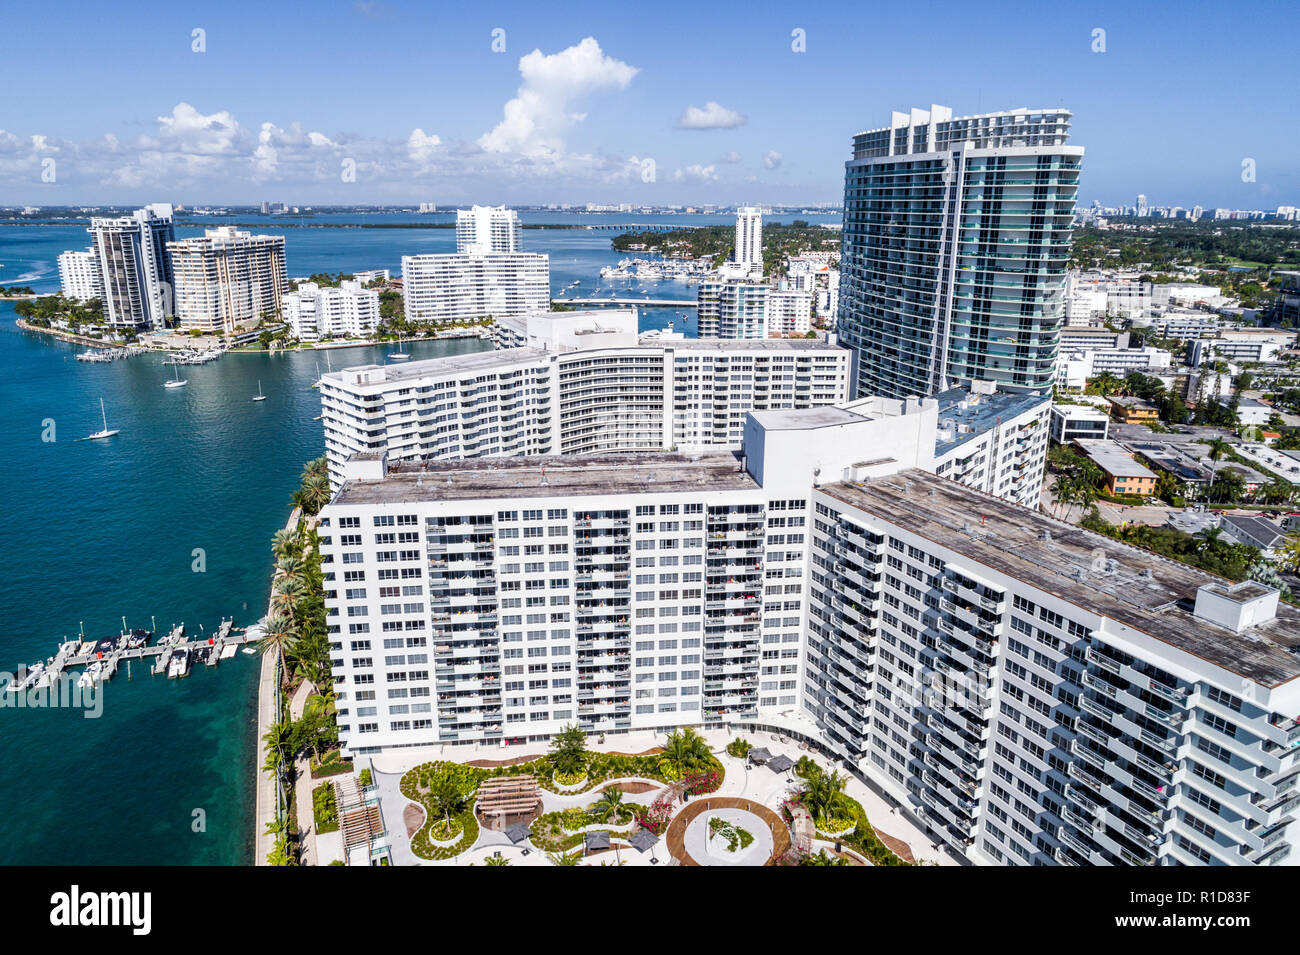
(368, 724), (956, 866)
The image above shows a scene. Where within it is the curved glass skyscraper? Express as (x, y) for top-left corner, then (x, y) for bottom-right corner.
(838, 106), (1083, 399)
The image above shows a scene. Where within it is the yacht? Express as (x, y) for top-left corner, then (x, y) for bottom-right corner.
(81, 398), (120, 441)
(77, 661), (104, 689)
(167, 648), (191, 679)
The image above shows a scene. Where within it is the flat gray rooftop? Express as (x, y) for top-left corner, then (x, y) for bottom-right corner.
(749, 406), (868, 430)
(333, 451), (757, 505)
(934, 388), (1050, 453)
(653, 337), (845, 352)
(325, 346), (543, 385)
(820, 469), (1300, 687)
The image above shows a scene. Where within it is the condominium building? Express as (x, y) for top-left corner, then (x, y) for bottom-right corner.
(57, 247), (103, 302)
(88, 203), (176, 329)
(318, 308), (851, 487)
(766, 288), (814, 337)
(169, 227), (289, 334)
(697, 279), (768, 339)
(320, 409), (1300, 867)
(456, 205), (522, 255)
(838, 106), (1083, 399)
(734, 206), (763, 275)
(1189, 333), (1292, 368)
(284, 280), (381, 342)
(401, 253), (549, 325)
(1049, 404), (1110, 444)
(1055, 347), (1173, 391)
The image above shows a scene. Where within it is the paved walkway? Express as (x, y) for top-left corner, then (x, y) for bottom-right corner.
(666, 797), (789, 866)
(252, 647), (279, 866)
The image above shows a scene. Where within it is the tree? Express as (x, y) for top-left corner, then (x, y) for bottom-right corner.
(661, 727), (712, 777)
(258, 612), (301, 680)
(1276, 534), (1300, 573)
(802, 768), (849, 824)
(484, 855), (511, 866)
(588, 788), (625, 823)
(272, 575), (307, 620)
(427, 774), (468, 831)
(549, 723), (588, 776)
(548, 850), (581, 866)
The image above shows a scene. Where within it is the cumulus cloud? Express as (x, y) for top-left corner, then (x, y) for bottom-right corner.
(763, 150), (783, 169)
(407, 128), (442, 162)
(153, 103), (242, 155)
(676, 101), (745, 130)
(478, 37), (638, 157)
(673, 163), (718, 183)
(718, 150), (742, 164)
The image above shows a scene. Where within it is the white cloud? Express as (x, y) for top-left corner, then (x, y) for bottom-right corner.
(763, 150), (783, 169)
(153, 103), (242, 155)
(676, 101), (745, 130)
(719, 150), (742, 164)
(407, 128), (442, 162)
(478, 37), (638, 158)
(673, 163), (718, 183)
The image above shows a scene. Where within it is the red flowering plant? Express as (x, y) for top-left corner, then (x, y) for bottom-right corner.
(680, 770), (722, 796)
(634, 793), (676, 835)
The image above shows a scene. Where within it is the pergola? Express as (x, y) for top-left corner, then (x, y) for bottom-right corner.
(476, 775), (542, 831)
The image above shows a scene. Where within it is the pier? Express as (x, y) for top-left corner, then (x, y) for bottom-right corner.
(10, 617), (260, 691)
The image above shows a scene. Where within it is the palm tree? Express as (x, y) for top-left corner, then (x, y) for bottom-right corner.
(484, 855), (511, 866)
(588, 787), (625, 823)
(296, 474), (332, 516)
(802, 768), (849, 824)
(272, 575), (307, 620)
(275, 554), (307, 582)
(262, 718), (294, 779)
(258, 613), (301, 679)
(548, 850), (581, 866)
(271, 527), (302, 562)
(1196, 526), (1225, 556)
(662, 727), (712, 777)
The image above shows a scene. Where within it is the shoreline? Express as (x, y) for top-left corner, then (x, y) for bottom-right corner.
(252, 505), (300, 865)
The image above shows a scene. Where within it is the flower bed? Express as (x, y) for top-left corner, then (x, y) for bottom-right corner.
(708, 817), (755, 853)
(552, 771), (589, 792)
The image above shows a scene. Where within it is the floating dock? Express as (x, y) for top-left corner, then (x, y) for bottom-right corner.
(9, 617), (259, 691)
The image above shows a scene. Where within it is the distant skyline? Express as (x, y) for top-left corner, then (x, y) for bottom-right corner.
(1, 0), (1297, 208)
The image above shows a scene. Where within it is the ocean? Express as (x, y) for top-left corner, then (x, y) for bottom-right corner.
(0, 210), (836, 864)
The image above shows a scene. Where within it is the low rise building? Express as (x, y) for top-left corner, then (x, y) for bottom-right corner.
(1107, 396), (1160, 424)
(1049, 404), (1110, 444)
(1074, 439), (1158, 496)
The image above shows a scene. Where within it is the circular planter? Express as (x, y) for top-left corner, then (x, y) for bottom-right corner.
(425, 822), (464, 847)
(552, 774), (589, 793)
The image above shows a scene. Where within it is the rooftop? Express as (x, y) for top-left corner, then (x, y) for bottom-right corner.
(933, 387), (1049, 453)
(1074, 440), (1158, 479)
(324, 347), (547, 386)
(332, 451), (757, 505)
(818, 469), (1300, 686)
(749, 406), (868, 431)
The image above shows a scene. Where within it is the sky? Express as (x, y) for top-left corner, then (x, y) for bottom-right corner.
(1, 0), (1296, 209)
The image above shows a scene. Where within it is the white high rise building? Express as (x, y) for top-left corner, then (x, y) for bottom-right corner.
(734, 206), (763, 276)
(766, 288), (814, 336)
(284, 280), (381, 342)
(318, 308), (852, 487)
(456, 205), (522, 255)
(57, 248), (103, 302)
(320, 409), (1298, 868)
(169, 227), (288, 334)
(88, 203), (176, 330)
(401, 253), (549, 325)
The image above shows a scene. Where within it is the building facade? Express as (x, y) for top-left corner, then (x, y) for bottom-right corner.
(57, 248), (103, 302)
(319, 412), (1300, 867)
(169, 227), (289, 334)
(456, 205), (522, 255)
(319, 318), (851, 487)
(697, 279), (768, 339)
(401, 253), (549, 325)
(89, 203), (176, 330)
(838, 106), (1083, 399)
(284, 279), (381, 342)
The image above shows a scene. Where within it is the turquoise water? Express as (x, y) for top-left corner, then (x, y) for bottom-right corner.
(0, 211), (834, 864)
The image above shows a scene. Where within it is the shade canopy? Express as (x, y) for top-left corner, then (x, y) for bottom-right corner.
(584, 830), (611, 851)
(629, 828), (659, 853)
(767, 754), (795, 773)
(504, 821), (531, 844)
(748, 747), (773, 764)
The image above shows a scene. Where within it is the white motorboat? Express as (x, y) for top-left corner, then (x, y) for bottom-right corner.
(81, 398), (120, 441)
(167, 648), (191, 679)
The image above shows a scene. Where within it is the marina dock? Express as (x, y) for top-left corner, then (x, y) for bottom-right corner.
(8, 617), (259, 691)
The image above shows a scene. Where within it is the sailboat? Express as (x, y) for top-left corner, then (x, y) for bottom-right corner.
(253, 380), (267, 402)
(311, 361), (321, 389)
(164, 364), (187, 389)
(388, 333), (409, 361)
(80, 398), (120, 441)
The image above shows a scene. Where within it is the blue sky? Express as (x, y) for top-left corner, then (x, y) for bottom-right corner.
(1, 0), (1296, 208)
